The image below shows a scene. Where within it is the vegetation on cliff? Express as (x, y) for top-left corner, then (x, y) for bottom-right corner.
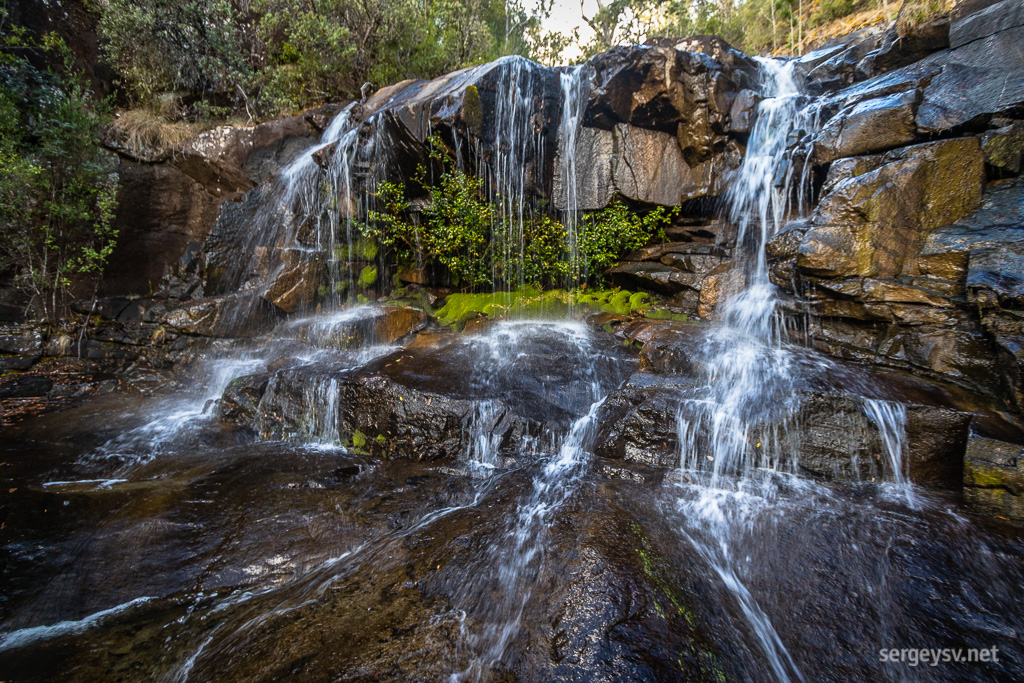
(360, 136), (675, 291)
(0, 11), (118, 322)
(94, 0), (565, 118)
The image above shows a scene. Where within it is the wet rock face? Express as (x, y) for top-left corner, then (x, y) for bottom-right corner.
(102, 107), (336, 298)
(552, 43), (753, 211)
(813, 90), (920, 163)
(773, 173), (1024, 412)
(797, 138), (984, 280)
(221, 322), (637, 459)
(964, 431), (1024, 519)
(592, 369), (972, 487)
(360, 55), (562, 181)
(584, 45), (738, 142)
(553, 123), (737, 210)
(917, 0), (1024, 132)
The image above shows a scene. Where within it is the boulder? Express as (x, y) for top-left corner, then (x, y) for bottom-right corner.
(727, 89), (760, 134)
(856, 15), (951, 78)
(980, 121), (1024, 176)
(813, 90), (920, 163)
(284, 306), (427, 349)
(164, 292), (274, 337)
(697, 263), (743, 318)
(594, 374), (689, 468)
(554, 124), (733, 210)
(583, 45), (738, 134)
(917, 0), (1024, 132)
(797, 138), (984, 279)
(606, 262), (703, 294)
(263, 251), (325, 314)
(797, 26), (888, 91)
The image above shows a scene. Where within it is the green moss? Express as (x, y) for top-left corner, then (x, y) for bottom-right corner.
(574, 288), (651, 315)
(357, 238), (379, 260)
(435, 287), (575, 328)
(317, 284), (330, 297)
(334, 238), (379, 262)
(462, 84), (483, 134)
(434, 287), (657, 329)
(628, 522), (726, 679)
(352, 429), (367, 449)
(357, 265), (378, 288)
(644, 308), (689, 322)
(965, 461), (1007, 488)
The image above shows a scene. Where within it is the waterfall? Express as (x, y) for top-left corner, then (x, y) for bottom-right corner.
(676, 58), (819, 481)
(667, 56), (923, 683)
(670, 58), (820, 683)
(557, 65), (589, 288)
(480, 57), (548, 293)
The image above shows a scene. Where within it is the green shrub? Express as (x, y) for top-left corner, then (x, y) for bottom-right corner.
(0, 35), (119, 323)
(360, 137), (672, 292)
(575, 200), (674, 285)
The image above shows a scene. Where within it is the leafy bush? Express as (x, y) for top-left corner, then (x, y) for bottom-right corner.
(0, 36), (118, 322)
(576, 200), (674, 284)
(95, 0), (544, 117)
(97, 0), (250, 107)
(360, 137), (671, 292)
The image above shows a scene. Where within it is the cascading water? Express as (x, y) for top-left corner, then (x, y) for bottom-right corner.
(479, 57), (548, 293)
(451, 321), (611, 680)
(671, 58), (823, 682)
(556, 65), (590, 288)
(676, 57), (821, 480)
(8, 40), (1024, 683)
(669, 57), (921, 682)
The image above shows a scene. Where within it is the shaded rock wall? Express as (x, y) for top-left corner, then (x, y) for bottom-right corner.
(102, 106), (341, 297)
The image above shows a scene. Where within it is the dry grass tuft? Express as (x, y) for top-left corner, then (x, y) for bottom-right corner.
(895, 0), (951, 36)
(107, 109), (203, 159)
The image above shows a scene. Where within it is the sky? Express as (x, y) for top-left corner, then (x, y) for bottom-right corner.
(537, 0), (599, 58)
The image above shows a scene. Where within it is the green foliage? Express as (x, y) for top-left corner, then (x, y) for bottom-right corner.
(0, 27), (119, 322)
(361, 137), (669, 292)
(97, 0), (250, 106)
(581, 0), (897, 56)
(361, 137), (495, 288)
(520, 215), (569, 288)
(576, 200), (674, 284)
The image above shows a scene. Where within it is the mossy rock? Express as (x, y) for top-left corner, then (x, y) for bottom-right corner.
(357, 265), (379, 288)
(434, 287), (654, 329)
(644, 308), (689, 322)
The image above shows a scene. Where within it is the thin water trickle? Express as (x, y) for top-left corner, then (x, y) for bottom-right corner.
(455, 397), (606, 681)
(557, 64), (590, 288)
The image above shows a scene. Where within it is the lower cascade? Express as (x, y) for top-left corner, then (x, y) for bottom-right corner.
(4, 4), (1024, 682)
